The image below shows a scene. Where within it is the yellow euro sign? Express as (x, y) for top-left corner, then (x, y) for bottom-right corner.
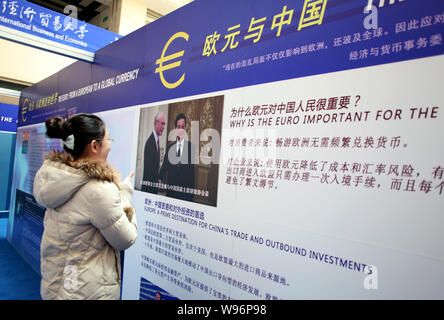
(155, 32), (189, 89)
(21, 98), (28, 123)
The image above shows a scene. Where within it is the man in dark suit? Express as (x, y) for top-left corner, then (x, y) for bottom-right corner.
(141, 112), (165, 193)
(159, 113), (195, 202)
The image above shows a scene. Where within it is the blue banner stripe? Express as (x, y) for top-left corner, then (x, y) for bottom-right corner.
(17, 0), (444, 127)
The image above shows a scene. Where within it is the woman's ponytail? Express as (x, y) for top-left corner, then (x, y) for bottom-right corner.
(45, 113), (105, 158)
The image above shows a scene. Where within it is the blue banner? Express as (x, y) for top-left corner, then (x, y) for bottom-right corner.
(0, 0), (121, 52)
(17, 0), (444, 127)
(0, 103), (17, 211)
(0, 103), (17, 133)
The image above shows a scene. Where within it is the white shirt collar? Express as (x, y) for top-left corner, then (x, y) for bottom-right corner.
(176, 138), (184, 152)
(153, 130), (159, 150)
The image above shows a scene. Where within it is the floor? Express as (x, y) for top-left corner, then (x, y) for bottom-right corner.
(0, 218), (41, 300)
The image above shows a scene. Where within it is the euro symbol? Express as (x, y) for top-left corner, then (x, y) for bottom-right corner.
(155, 32), (189, 89)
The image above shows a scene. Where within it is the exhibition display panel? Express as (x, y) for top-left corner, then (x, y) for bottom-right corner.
(8, 0), (444, 299)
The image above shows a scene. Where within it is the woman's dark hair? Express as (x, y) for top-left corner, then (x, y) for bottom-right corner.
(45, 113), (105, 157)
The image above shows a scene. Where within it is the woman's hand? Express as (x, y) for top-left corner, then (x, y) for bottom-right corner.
(120, 171), (135, 204)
